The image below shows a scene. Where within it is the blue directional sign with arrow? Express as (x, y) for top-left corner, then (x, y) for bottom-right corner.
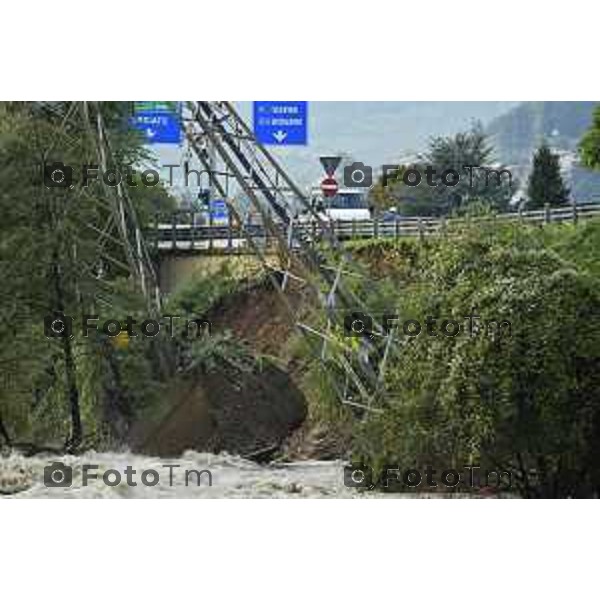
(131, 102), (182, 145)
(253, 101), (308, 145)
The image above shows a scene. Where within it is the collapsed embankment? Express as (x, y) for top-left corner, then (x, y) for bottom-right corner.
(131, 274), (317, 460)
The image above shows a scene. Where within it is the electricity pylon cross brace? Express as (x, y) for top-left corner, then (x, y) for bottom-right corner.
(184, 101), (392, 412)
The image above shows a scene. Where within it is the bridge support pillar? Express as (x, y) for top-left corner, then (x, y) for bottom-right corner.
(156, 254), (273, 296)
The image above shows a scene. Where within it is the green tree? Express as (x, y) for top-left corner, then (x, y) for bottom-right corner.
(0, 102), (171, 451)
(579, 105), (600, 170)
(370, 122), (515, 216)
(526, 143), (570, 209)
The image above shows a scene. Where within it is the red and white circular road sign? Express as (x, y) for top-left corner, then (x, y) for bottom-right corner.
(320, 176), (338, 198)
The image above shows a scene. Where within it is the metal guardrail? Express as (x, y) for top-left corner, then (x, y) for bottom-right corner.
(148, 203), (600, 253)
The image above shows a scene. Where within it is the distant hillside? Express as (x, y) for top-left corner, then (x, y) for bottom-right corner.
(487, 101), (598, 165)
(234, 101), (517, 186)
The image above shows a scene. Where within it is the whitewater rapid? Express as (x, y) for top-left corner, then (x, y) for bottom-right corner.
(0, 451), (367, 498)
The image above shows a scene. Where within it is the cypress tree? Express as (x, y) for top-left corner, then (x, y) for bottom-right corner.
(527, 143), (570, 208)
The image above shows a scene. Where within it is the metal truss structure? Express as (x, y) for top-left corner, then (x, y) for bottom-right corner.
(182, 101), (397, 411)
(40, 101), (161, 315)
(42, 100), (395, 412)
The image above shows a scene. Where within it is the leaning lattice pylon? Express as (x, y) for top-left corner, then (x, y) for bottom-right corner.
(41, 101), (161, 315)
(184, 101), (394, 411)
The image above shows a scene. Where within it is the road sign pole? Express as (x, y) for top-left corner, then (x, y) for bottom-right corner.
(207, 139), (217, 202)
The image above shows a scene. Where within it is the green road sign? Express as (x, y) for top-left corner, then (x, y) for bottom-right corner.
(133, 101), (178, 114)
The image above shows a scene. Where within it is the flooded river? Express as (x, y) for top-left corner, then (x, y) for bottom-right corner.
(0, 451), (367, 498)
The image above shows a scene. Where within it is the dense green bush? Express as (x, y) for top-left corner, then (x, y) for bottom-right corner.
(342, 219), (600, 497)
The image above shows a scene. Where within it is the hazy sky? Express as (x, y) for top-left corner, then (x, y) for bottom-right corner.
(155, 101), (519, 195)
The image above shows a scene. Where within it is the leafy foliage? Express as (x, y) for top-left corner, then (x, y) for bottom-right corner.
(165, 263), (245, 317)
(187, 331), (256, 375)
(0, 102), (174, 450)
(370, 122), (515, 216)
(296, 217), (600, 497)
(579, 105), (600, 170)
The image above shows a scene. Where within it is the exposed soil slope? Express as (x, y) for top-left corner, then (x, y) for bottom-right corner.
(133, 277), (311, 459)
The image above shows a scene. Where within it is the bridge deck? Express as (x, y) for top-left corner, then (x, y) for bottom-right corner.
(147, 203), (600, 254)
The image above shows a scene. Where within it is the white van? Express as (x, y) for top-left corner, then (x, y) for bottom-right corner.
(303, 187), (371, 222)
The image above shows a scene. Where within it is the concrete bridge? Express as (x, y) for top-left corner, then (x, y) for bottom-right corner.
(150, 203), (600, 293)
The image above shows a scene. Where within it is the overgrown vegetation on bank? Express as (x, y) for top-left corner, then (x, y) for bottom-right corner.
(289, 217), (600, 498)
(0, 102), (251, 452)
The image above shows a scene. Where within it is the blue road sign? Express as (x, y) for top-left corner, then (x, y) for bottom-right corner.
(131, 102), (182, 144)
(210, 199), (229, 225)
(253, 101), (308, 145)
